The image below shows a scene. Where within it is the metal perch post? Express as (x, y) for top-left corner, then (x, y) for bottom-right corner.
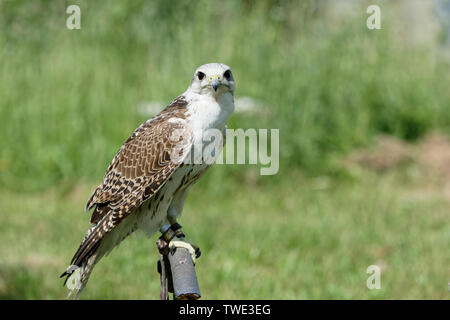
(157, 238), (201, 300)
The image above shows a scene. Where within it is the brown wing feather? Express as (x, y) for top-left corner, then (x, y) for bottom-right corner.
(70, 96), (192, 267)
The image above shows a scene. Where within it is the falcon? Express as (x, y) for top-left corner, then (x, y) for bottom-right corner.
(61, 63), (235, 298)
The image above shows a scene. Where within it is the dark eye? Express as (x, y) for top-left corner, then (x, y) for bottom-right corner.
(197, 72), (205, 80)
(223, 70), (232, 80)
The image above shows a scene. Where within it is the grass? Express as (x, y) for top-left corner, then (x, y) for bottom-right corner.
(0, 165), (448, 299)
(1, 0), (449, 190)
(0, 0), (449, 299)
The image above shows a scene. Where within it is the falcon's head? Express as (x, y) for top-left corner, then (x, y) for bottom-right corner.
(188, 63), (235, 97)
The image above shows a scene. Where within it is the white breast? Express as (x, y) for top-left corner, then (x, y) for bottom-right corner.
(133, 91), (234, 237)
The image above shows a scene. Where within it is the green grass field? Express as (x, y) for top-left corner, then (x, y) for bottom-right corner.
(1, 165), (449, 299)
(0, 0), (449, 299)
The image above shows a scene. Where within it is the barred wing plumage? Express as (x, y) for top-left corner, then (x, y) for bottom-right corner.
(64, 97), (192, 270)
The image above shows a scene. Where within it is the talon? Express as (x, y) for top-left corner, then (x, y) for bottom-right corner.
(168, 238), (200, 264)
(165, 223), (201, 263)
(188, 241), (201, 259)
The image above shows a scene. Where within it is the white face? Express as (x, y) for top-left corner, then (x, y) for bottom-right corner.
(188, 63), (235, 97)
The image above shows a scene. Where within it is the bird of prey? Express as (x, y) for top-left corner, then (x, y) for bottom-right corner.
(61, 63), (235, 298)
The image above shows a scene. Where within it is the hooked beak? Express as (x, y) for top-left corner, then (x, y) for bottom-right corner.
(210, 78), (222, 92)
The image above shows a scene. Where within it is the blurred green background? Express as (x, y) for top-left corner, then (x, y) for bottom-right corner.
(0, 0), (449, 299)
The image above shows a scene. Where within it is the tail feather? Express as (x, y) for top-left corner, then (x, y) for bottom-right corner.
(61, 223), (104, 299)
(61, 208), (138, 298)
(61, 251), (100, 299)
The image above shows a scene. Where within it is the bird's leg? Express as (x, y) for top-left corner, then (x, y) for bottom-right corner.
(169, 223), (201, 264)
(160, 222), (201, 264)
